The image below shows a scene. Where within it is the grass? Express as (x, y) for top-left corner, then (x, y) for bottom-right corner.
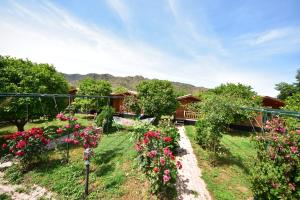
(185, 125), (256, 200)
(4, 130), (151, 200)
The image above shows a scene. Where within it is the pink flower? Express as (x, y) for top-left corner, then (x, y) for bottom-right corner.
(164, 169), (170, 175)
(56, 128), (63, 134)
(290, 146), (298, 154)
(66, 124), (71, 129)
(74, 124), (80, 129)
(163, 175), (170, 183)
(147, 150), (157, 158)
(176, 161), (182, 169)
(160, 157), (165, 165)
(296, 129), (300, 134)
(16, 140), (26, 149)
(135, 143), (142, 151)
(164, 137), (172, 142)
(2, 143), (7, 148)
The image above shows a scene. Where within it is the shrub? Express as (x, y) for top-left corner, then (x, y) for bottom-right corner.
(284, 93), (300, 131)
(94, 106), (115, 133)
(3, 127), (50, 169)
(135, 130), (181, 198)
(251, 117), (300, 199)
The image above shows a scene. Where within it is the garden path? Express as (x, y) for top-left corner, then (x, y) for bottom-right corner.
(0, 170), (55, 200)
(176, 126), (212, 200)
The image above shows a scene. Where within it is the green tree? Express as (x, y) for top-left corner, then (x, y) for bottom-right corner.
(283, 93), (300, 130)
(74, 78), (112, 112)
(137, 80), (178, 121)
(0, 56), (69, 131)
(112, 86), (128, 94)
(275, 69), (300, 100)
(212, 83), (257, 100)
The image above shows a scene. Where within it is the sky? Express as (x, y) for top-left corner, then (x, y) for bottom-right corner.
(0, 0), (299, 96)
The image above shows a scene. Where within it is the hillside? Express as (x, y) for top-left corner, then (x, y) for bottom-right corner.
(63, 73), (207, 95)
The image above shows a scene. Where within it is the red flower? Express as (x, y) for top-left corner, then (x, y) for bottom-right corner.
(147, 150), (157, 158)
(143, 138), (149, 145)
(56, 128), (63, 134)
(135, 143), (142, 151)
(153, 167), (159, 173)
(16, 150), (25, 157)
(164, 137), (172, 142)
(160, 157), (165, 165)
(16, 140), (26, 149)
(176, 161), (182, 169)
(2, 143), (7, 148)
(66, 124), (71, 129)
(296, 129), (300, 134)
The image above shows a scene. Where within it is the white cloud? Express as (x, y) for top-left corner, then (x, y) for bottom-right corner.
(0, 1), (281, 96)
(106, 0), (131, 25)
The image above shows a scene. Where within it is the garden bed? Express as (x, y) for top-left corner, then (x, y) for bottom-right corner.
(185, 125), (256, 200)
(2, 130), (150, 199)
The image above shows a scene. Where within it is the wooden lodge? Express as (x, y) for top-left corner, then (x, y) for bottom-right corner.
(175, 94), (201, 122)
(110, 91), (137, 115)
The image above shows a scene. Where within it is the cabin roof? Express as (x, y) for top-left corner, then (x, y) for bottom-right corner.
(177, 94), (200, 101)
(110, 90), (137, 96)
(262, 96), (285, 109)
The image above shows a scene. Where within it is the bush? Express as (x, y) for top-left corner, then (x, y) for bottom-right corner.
(94, 106), (115, 133)
(135, 130), (182, 198)
(284, 93), (300, 131)
(251, 117), (300, 199)
(2, 127), (50, 169)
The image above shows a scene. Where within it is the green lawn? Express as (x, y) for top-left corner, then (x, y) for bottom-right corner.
(185, 125), (256, 200)
(4, 130), (150, 200)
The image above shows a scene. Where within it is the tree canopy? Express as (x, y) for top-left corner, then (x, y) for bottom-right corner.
(275, 69), (300, 100)
(137, 80), (178, 120)
(0, 56), (69, 131)
(74, 78), (112, 112)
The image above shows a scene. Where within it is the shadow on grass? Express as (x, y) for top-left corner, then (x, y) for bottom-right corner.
(215, 151), (251, 175)
(93, 148), (124, 177)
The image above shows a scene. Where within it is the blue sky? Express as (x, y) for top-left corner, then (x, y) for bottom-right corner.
(0, 0), (299, 96)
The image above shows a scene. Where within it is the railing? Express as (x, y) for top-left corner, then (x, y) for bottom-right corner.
(184, 111), (200, 119)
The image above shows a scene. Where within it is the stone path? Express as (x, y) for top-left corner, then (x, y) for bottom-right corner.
(0, 164), (55, 200)
(176, 126), (212, 200)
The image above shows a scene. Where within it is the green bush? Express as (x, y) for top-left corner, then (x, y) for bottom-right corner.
(94, 106), (115, 133)
(284, 93), (300, 131)
(251, 117), (300, 199)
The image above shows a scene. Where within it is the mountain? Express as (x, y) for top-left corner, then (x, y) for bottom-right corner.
(63, 73), (208, 95)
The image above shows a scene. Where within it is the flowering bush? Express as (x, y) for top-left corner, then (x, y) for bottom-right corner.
(251, 117), (300, 199)
(135, 130), (181, 198)
(2, 127), (50, 169)
(56, 112), (101, 161)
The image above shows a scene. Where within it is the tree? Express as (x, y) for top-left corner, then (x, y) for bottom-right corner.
(137, 80), (178, 121)
(275, 69), (300, 100)
(283, 93), (300, 130)
(74, 78), (112, 112)
(112, 86), (128, 94)
(0, 56), (69, 131)
(212, 83), (257, 100)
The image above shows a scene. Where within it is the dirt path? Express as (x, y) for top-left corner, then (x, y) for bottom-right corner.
(176, 126), (212, 200)
(0, 165), (55, 200)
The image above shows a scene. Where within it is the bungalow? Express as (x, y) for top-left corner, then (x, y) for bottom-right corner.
(110, 90), (137, 115)
(174, 94), (201, 124)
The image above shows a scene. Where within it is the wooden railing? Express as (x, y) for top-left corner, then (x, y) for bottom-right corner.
(184, 111), (200, 119)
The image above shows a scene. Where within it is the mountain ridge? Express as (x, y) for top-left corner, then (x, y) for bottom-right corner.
(63, 73), (208, 95)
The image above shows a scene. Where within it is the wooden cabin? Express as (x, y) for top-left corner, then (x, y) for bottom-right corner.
(175, 94), (200, 122)
(110, 91), (137, 114)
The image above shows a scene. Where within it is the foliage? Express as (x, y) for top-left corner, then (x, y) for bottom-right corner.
(134, 130), (181, 198)
(193, 83), (259, 164)
(123, 95), (141, 114)
(0, 56), (69, 131)
(3, 127), (50, 169)
(283, 93), (300, 130)
(158, 123), (180, 152)
(131, 121), (156, 142)
(212, 83), (257, 100)
(275, 69), (300, 100)
(112, 86), (128, 93)
(94, 106), (115, 133)
(251, 117), (300, 199)
(74, 78), (112, 112)
(137, 80), (178, 121)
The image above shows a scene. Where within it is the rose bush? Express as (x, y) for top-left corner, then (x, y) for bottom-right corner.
(135, 129), (181, 198)
(251, 116), (300, 199)
(2, 127), (50, 169)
